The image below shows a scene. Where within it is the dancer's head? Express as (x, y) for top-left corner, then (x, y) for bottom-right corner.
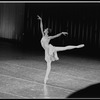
(44, 28), (51, 36)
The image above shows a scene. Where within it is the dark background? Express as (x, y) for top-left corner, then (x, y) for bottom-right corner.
(0, 3), (100, 58)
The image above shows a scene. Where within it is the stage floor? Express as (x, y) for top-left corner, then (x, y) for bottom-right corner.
(0, 43), (100, 98)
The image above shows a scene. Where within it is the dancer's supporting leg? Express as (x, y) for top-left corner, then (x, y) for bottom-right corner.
(44, 60), (52, 84)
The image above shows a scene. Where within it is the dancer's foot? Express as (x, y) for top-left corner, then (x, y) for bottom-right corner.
(77, 44), (84, 48)
(44, 77), (48, 84)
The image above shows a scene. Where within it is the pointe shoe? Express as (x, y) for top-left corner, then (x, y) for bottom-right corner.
(44, 77), (48, 84)
(77, 44), (84, 48)
(44, 79), (47, 84)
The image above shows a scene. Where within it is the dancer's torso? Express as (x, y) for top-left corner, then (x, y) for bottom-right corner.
(41, 36), (50, 49)
(41, 36), (55, 62)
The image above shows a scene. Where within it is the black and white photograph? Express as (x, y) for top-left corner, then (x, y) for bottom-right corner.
(0, 1), (100, 99)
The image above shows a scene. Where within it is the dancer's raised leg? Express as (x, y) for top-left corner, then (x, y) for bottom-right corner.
(55, 44), (84, 52)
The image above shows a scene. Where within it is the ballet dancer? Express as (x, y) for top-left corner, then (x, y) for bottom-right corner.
(37, 15), (84, 84)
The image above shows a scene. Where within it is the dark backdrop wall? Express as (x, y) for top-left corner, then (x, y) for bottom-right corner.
(24, 3), (100, 52)
(0, 3), (25, 40)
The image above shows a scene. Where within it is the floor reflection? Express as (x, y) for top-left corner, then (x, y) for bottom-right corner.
(43, 84), (50, 98)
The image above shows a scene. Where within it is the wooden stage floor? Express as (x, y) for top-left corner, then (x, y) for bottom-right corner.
(0, 42), (100, 98)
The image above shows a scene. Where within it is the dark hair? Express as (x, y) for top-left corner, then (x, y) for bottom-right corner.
(48, 28), (52, 33)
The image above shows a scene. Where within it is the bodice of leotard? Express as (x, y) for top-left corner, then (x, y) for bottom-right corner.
(40, 36), (56, 62)
(40, 36), (50, 49)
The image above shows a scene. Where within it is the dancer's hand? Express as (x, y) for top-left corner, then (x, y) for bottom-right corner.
(37, 15), (42, 20)
(62, 32), (68, 36)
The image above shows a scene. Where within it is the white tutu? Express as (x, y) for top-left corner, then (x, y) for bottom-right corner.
(44, 44), (59, 62)
(48, 44), (55, 56)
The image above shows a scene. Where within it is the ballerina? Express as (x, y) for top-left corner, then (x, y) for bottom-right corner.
(37, 15), (84, 84)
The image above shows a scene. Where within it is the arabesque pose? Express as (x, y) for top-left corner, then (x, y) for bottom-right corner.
(37, 15), (84, 84)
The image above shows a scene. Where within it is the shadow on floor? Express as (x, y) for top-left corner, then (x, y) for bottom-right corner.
(67, 83), (100, 98)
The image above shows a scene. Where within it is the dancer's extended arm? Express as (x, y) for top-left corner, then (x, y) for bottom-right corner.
(49, 32), (68, 39)
(37, 15), (44, 36)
